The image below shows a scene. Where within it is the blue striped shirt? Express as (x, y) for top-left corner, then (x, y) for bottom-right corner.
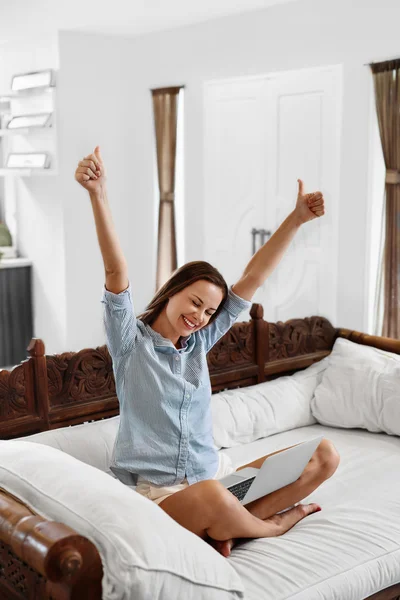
(101, 283), (251, 487)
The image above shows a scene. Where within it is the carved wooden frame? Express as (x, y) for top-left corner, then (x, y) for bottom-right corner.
(1, 306), (399, 600)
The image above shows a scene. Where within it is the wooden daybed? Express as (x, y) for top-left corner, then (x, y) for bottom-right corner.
(0, 304), (399, 600)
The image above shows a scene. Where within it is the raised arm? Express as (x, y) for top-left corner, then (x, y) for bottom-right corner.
(75, 147), (138, 360)
(74, 146), (128, 294)
(232, 179), (325, 302)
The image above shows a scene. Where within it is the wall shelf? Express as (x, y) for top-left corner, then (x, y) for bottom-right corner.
(0, 86), (55, 100)
(0, 82), (57, 174)
(0, 127), (53, 137)
(0, 128), (30, 136)
(0, 168), (58, 177)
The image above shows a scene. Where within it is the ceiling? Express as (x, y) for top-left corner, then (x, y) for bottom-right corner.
(0, 0), (298, 40)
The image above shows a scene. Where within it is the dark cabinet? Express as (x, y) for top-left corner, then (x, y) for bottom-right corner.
(0, 264), (33, 367)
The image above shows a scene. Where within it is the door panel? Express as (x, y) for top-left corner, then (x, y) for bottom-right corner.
(204, 78), (268, 309)
(204, 67), (341, 324)
(263, 67), (341, 323)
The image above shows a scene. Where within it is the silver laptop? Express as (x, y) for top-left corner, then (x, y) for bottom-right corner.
(219, 436), (323, 505)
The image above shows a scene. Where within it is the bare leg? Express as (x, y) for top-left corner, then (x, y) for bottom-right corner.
(159, 479), (320, 547)
(242, 439), (340, 520)
(214, 439), (340, 556)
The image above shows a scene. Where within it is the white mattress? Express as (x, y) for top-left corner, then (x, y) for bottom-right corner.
(223, 425), (400, 600)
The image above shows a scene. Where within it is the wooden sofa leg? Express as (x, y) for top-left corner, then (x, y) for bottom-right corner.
(0, 491), (103, 600)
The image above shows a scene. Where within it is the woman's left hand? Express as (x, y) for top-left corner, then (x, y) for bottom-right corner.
(294, 179), (325, 225)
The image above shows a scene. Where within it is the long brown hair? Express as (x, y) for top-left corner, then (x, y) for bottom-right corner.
(138, 261), (228, 327)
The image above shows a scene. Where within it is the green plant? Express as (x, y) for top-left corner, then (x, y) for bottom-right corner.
(0, 221), (12, 247)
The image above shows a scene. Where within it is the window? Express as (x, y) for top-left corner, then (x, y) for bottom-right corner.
(366, 84), (385, 335)
(175, 89), (184, 267)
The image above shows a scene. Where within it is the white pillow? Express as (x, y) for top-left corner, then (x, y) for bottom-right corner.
(0, 441), (244, 600)
(211, 359), (328, 448)
(311, 337), (400, 434)
(18, 415), (120, 476)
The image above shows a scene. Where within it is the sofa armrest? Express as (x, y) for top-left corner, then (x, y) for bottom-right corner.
(0, 489), (103, 599)
(0, 440), (244, 600)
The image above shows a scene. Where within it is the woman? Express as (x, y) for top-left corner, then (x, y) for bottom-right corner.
(75, 146), (339, 557)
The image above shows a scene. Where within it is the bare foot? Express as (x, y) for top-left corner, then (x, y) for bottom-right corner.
(207, 503), (321, 556)
(264, 503), (321, 535)
(209, 538), (235, 557)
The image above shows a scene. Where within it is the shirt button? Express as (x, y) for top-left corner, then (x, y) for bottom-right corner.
(175, 356), (180, 361)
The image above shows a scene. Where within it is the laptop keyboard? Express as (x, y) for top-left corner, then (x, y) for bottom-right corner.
(227, 477), (256, 502)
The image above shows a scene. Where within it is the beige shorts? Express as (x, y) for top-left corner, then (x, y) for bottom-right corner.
(135, 452), (236, 506)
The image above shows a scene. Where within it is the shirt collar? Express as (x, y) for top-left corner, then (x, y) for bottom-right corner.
(144, 323), (194, 352)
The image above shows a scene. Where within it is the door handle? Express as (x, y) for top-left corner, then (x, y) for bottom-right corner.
(260, 228), (271, 245)
(251, 228), (271, 255)
(251, 228), (258, 255)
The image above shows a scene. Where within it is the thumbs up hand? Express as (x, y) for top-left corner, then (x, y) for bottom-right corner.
(294, 179), (325, 225)
(74, 146), (107, 193)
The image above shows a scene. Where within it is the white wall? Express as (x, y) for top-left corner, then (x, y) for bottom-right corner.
(58, 0), (399, 351)
(0, 34), (66, 355)
(120, 0), (397, 335)
(57, 32), (157, 351)
(0, 34), (58, 92)
(16, 175), (67, 352)
(7, 0), (399, 355)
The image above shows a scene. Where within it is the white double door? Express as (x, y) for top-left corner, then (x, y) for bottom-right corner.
(204, 66), (342, 324)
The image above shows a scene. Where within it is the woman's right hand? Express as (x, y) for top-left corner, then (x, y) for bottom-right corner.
(74, 146), (106, 194)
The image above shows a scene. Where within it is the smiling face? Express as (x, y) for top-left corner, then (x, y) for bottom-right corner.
(166, 279), (224, 338)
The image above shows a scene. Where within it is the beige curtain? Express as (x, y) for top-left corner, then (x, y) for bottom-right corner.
(371, 59), (400, 339)
(152, 86), (183, 291)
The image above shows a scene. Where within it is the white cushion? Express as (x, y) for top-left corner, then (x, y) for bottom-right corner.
(311, 337), (400, 434)
(211, 360), (327, 448)
(19, 416), (120, 475)
(0, 440), (244, 600)
(223, 424), (400, 600)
